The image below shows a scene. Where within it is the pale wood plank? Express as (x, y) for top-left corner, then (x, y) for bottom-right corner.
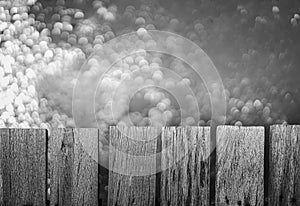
(1, 129), (47, 206)
(216, 126), (264, 206)
(160, 126), (210, 206)
(108, 126), (158, 206)
(269, 125), (300, 206)
(49, 128), (98, 206)
(0, 128), (3, 206)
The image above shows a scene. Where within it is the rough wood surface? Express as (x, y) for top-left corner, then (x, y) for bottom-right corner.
(269, 125), (300, 206)
(216, 126), (264, 206)
(0, 129), (47, 206)
(108, 126), (158, 206)
(160, 127), (210, 206)
(49, 128), (99, 206)
(99, 130), (109, 206)
(0, 129), (2, 206)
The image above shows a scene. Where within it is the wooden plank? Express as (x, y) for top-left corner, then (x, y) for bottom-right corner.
(0, 129), (2, 206)
(49, 128), (99, 206)
(216, 126), (264, 206)
(108, 126), (158, 206)
(99, 130), (109, 206)
(160, 126), (210, 206)
(269, 125), (300, 206)
(0, 129), (47, 206)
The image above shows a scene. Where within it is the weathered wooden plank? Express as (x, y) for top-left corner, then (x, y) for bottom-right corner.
(0, 129), (3, 206)
(216, 126), (264, 206)
(99, 130), (109, 206)
(49, 128), (98, 206)
(269, 125), (300, 206)
(160, 127), (210, 206)
(108, 126), (158, 206)
(0, 129), (47, 206)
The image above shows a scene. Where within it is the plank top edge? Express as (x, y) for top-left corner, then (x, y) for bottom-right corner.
(217, 126), (265, 131)
(217, 125), (265, 128)
(0, 128), (47, 131)
(270, 124), (300, 129)
(0, 125), (298, 132)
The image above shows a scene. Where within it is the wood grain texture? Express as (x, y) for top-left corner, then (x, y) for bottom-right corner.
(49, 128), (98, 206)
(0, 129), (3, 206)
(0, 129), (47, 206)
(108, 126), (159, 206)
(99, 130), (109, 206)
(269, 125), (300, 206)
(160, 127), (210, 206)
(216, 126), (264, 206)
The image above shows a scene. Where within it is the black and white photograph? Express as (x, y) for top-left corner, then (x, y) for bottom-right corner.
(0, 0), (299, 205)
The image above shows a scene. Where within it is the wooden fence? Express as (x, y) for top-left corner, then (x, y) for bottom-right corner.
(0, 125), (299, 206)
